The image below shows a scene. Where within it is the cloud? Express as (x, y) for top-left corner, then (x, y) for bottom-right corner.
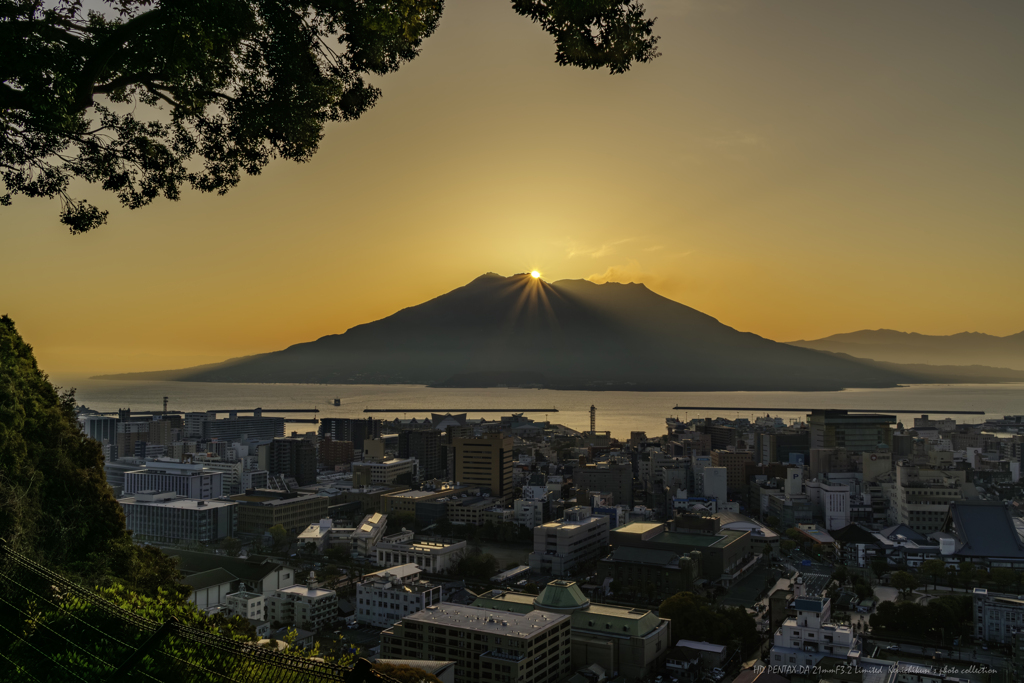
(566, 238), (635, 259)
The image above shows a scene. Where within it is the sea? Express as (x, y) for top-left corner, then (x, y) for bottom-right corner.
(53, 377), (1024, 439)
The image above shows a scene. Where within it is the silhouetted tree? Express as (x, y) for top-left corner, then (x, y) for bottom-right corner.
(1, 0), (658, 232)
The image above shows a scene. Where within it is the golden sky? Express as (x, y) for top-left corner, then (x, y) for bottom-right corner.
(3, 0), (1023, 376)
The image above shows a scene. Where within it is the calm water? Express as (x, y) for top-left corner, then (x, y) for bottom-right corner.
(53, 377), (1024, 439)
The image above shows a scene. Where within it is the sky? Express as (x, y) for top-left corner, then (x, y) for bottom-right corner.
(2, 0), (1023, 377)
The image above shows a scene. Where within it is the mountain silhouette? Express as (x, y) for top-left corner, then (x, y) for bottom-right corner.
(94, 274), (1024, 390)
(789, 329), (1024, 371)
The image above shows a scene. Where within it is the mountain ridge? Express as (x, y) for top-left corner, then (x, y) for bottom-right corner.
(93, 274), (1024, 390)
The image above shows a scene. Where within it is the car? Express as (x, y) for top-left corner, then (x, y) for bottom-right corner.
(982, 644), (989, 650)
(887, 645), (900, 651)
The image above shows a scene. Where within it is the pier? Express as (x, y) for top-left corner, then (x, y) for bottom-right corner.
(363, 408), (558, 413)
(671, 406), (985, 414)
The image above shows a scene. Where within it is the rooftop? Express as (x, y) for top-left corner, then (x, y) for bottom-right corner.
(651, 529), (746, 548)
(118, 495), (237, 510)
(675, 639), (726, 654)
(615, 522), (665, 535)
(405, 603), (568, 637)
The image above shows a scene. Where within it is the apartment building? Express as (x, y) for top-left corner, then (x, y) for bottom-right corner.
(379, 603), (572, 683)
(266, 580), (338, 632)
(528, 507), (610, 577)
(356, 563), (442, 628)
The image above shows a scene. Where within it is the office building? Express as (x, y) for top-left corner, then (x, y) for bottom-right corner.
(123, 461), (224, 499)
(318, 437), (355, 470)
(352, 458), (418, 487)
(319, 417), (381, 451)
(298, 512), (388, 559)
(265, 437), (317, 487)
(81, 415), (118, 445)
(356, 564), (442, 628)
(376, 531), (467, 574)
(709, 449), (754, 494)
(574, 462), (634, 508)
(230, 489), (330, 535)
(399, 429), (447, 481)
(454, 436), (514, 503)
(611, 518), (752, 586)
(973, 588), (1024, 644)
(807, 410), (895, 452)
(118, 491), (237, 544)
(471, 580), (673, 681)
(379, 602), (572, 683)
(528, 507), (610, 576)
(882, 463), (965, 534)
(703, 467), (728, 506)
(596, 547), (701, 602)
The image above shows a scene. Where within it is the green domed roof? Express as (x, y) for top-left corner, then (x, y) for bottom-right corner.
(534, 580), (590, 612)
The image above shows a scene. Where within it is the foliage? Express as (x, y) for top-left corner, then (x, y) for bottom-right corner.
(780, 539), (797, 553)
(658, 592), (760, 657)
(0, 315), (182, 597)
(372, 662), (442, 683)
(1, 0), (658, 232)
(219, 536), (243, 557)
(765, 516), (780, 529)
(456, 548), (499, 581)
(920, 559), (946, 588)
(868, 594), (972, 642)
(325, 543), (351, 564)
(871, 559), (890, 578)
(268, 523), (288, 550)
(890, 570), (918, 598)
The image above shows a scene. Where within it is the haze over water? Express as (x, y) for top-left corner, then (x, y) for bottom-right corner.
(57, 377), (1024, 439)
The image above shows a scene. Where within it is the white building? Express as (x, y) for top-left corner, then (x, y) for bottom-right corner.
(118, 491), (237, 544)
(297, 512), (388, 559)
(266, 579), (337, 632)
(703, 467), (728, 506)
(973, 588), (1024, 644)
(123, 461), (223, 499)
(355, 563), (442, 628)
(225, 586), (266, 622)
(352, 458), (419, 486)
(514, 499), (545, 528)
(375, 532), (467, 574)
(805, 480), (851, 531)
(769, 596), (857, 668)
(528, 506), (610, 576)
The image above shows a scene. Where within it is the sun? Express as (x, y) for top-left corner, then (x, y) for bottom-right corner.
(530, 270), (541, 279)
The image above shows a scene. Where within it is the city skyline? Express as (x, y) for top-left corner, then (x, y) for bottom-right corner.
(3, 0), (1022, 376)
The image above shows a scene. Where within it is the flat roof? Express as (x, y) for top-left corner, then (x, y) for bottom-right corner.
(405, 603), (567, 637)
(615, 522), (665, 535)
(652, 529), (746, 548)
(119, 496), (236, 510)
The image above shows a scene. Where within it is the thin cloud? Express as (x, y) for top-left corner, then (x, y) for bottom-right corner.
(567, 237), (635, 259)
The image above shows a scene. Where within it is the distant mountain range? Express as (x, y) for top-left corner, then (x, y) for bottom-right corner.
(789, 329), (1024, 371)
(94, 274), (1024, 391)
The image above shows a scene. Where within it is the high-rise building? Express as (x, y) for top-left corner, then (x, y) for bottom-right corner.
(574, 461), (633, 507)
(709, 449), (754, 494)
(528, 507), (610, 576)
(318, 437), (355, 470)
(453, 436), (514, 503)
(123, 461), (224, 499)
(398, 429), (446, 481)
(81, 415), (117, 445)
(267, 437), (317, 486)
(202, 414), (285, 442)
(118, 492), (237, 544)
(319, 418), (380, 451)
(807, 410), (895, 453)
(703, 467), (728, 507)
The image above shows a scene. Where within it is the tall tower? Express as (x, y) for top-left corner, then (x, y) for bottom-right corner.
(589, 405), (596, 433)
(163, 396), (168, 416)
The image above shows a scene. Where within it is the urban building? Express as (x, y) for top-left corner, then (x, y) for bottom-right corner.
(225, 586), (265, 622)
(703, 467), (728, 507)
(81, 415), (118, 445)
(611, 518), (753, 586)
(352, 458), (418, 487)
(318, 437), (355, 470)
(596, 547), (701, 602)
(263, 437), (317, 487)
(574, 462), (634, 508)
(399, 429), (447, 481)
(266, 579), (338, 632)
(298, 512), (388, 559)
(709, 449), (754, 494)
(376, 531), (468, 573)
(882, 463), (965, 534)
(118, 491), (237, 544)
(804, 480), (851, 531)
(169, 549), (297, 599)
(807, 410), (895, 452)
(201, 413), (286, 442)
(769, 596), (857, 667)
(528, 507), (610, 576)
(379, 602), (573, 683)
(453, 436), (515, 503)
(123, 461), (224, 499)
(319, 417), (381, 451)
(471, 580), (673, 681)
(515, 499), (545, 529)
(230, 489), (330, 535)
(356, 563), (442, 628)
